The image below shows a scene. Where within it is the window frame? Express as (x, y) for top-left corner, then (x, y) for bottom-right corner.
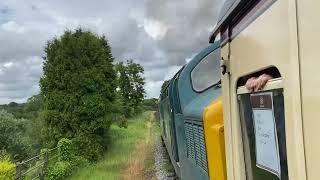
(171, 67), (184, 114)
(190, 49), (221, 93)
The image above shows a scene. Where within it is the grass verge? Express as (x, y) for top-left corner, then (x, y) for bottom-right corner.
(70, 111), (158, 180)
(121, 112), (160, 180)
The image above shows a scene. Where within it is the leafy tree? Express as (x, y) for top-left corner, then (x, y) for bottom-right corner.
(8, 102), (18, 108)
(25, 95), (43, 113)
(0, 110), (33, 161)
(116, 60), (145, 117)
(24, 95), (45, 151)
(143, 98), (158, 111)
(0, 102), (25, 119)
(0, 95), (44, 154)
(160, 80), (171, 96)
(0, 95), (43, 120)
(23, 94), (43, 120)
(40, 29), (117, 161)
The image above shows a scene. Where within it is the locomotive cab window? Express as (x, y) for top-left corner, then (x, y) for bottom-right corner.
(237, 77), (288, 180)
(191, 50), (220, 92)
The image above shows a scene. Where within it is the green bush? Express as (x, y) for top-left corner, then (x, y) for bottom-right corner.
(69, 156), (88, 167)
(0, 110), (34, 161)
(72, 135), (105, 161)
(117, 115), (128, 128)
(57, 138), (72, 161)
(47, 138), (88, 180)
(47, 157), (88, 180)
(47, 161), (72, 180)
(57, 138), (89, 166)
(0, 152), (15, 180)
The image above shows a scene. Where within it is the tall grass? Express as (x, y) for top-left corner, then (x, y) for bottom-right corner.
(70, 112), (152, 180)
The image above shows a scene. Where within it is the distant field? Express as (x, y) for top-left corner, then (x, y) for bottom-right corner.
(70, 111), (159, 180)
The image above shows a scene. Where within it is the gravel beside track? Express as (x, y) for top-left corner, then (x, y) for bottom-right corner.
(153, 138), (178, 180)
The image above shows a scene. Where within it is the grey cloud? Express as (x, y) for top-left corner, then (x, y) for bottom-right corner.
(145, 0), (223, 66)
(0, 29), (47, 61)
(145, 67), (170, 82)
(132, 0), (224, 98)
(0, 56), (41, 103)
(0, 0), (224, 103)
(0, 7), (11, 24)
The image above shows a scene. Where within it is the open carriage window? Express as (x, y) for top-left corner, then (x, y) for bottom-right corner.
(238, 88), (288, 180)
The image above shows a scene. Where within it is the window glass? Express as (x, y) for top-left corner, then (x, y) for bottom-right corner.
(191, 50), (220, 92)
(238, 90), (288, 180)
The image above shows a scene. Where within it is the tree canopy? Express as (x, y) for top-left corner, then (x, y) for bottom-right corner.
(0, 110), (33, 161)
(160, 80), (171, 96)
(143, 98), (158, 111)
(116, 60), (145, 117)
(40, 29), (117, 161)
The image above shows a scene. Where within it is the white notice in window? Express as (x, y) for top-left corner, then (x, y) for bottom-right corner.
(250, 92), (281, 178)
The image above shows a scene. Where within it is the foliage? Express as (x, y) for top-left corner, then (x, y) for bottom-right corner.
(143, 98), (158, 111)
(160, 80), (171, 96)
(47, 161), (73, 180)
(0, 151), (15, 180)
(24, 95), (43, 120)
(0, 110), (34, 161)
(57, 139), (72, 161)
(0, 95), (43, 120)
(57, 138), (89, 166)
(40, 29), (117, 161)
(0, 95), (43, 156)
(70, 112), (155, 180)
(47, 138), (88, 180)
(116, 60), (146, 118)
(0, 102), (24, 119)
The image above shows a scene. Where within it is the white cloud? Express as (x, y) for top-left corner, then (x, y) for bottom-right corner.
(1, 21), (25, 34)
(142, 19), (168, 40)
(3, 62), (13, 68)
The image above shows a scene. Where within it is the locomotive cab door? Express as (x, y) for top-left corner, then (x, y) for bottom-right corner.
(168, 70), (184, 163)
(211, 0), (307, 179)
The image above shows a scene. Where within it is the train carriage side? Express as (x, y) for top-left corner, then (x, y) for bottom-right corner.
(159, 71), (183, 178)
(159, 69), (184, 179)
(159, 85), (171, 147)
(159, 42), (227, 180)
(176, 42), (224, 180)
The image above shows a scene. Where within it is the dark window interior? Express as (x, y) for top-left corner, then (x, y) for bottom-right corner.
(237, 66), (281, 87)
(238, 89), (288, 180)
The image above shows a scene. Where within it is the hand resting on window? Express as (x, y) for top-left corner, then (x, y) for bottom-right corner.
(245, 74), (273, 92)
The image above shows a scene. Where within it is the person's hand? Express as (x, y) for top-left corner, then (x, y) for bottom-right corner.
(245, 77), (257, 92)
(245, 74), (273, 92)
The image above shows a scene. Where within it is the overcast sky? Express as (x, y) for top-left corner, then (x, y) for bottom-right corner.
(0, 0), (224, 104)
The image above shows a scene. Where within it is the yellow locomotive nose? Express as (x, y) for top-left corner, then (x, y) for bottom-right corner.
(203, 96), (226, 180)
